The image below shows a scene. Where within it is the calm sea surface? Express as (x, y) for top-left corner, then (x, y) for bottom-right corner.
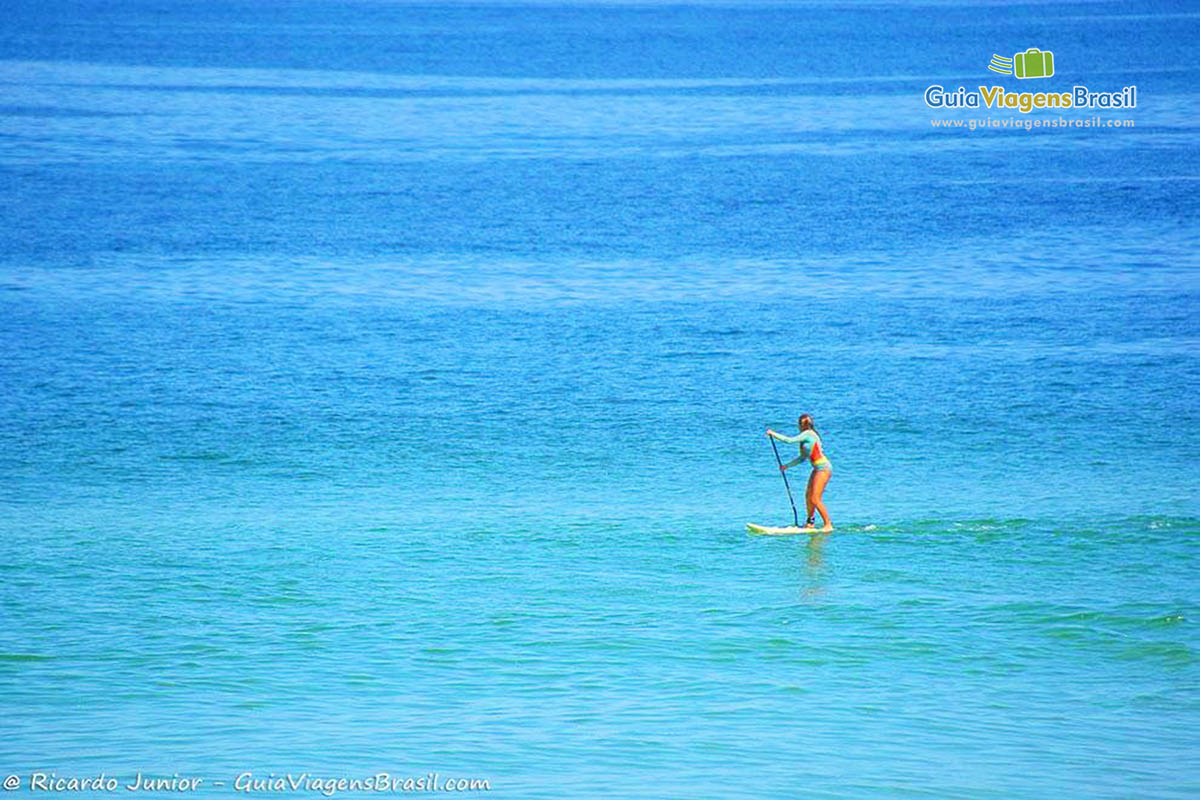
(1, 1), (1198, 797)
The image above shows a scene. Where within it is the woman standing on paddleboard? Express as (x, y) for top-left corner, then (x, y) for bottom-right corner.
(766, 414), (833, 531)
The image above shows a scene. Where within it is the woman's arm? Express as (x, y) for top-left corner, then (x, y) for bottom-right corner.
(768, 428), (805, 470)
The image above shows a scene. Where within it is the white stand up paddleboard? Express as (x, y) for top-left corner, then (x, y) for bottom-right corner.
(746, 523), (828, 535)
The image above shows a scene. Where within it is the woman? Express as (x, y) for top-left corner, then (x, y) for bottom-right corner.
(767, 414), (833, 531)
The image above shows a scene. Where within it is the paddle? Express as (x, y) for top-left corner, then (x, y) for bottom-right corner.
(767, 433), (801, 528)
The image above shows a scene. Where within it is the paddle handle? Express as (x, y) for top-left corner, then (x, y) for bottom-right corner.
(768, 433), (801, 528)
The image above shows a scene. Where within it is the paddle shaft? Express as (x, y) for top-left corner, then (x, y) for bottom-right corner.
(768, 435), (801, 527)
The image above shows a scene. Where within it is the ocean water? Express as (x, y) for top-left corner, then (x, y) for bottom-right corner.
(1, 1), (1198, 797)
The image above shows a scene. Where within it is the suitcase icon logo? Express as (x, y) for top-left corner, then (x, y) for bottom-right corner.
(988, 48), (1055, 79)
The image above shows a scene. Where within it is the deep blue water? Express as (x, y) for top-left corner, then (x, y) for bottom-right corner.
(1, 1), (1198, 798)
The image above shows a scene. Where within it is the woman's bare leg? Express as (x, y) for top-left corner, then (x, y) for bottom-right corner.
(810, 468), (832, 530)
(804, 470), (817, 526)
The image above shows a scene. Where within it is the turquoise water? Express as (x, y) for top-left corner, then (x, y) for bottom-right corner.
(1, 1), (1199, 797)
